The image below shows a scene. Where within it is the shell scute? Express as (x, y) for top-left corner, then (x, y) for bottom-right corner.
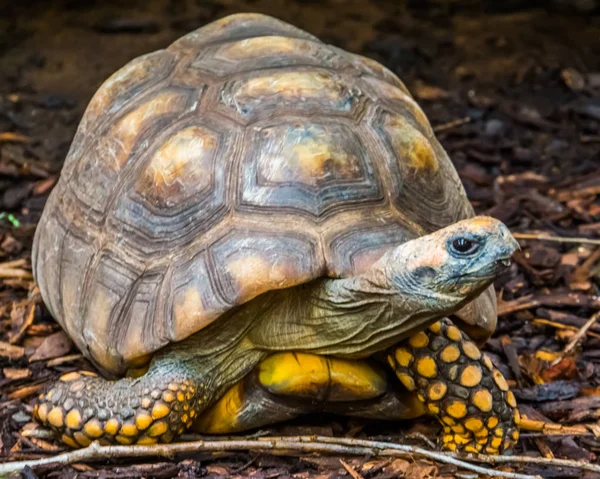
(218, 70), (363, 124)
(238, 121), (383, 218)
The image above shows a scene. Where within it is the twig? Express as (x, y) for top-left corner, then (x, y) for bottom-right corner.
(513, 232), (600, 246)
(0, 437), (540, 479)
(340, 459), (364, 479)
(0, 268), (33, 280)
(433, 117), (471, 133)
(554, 311), (600, 364)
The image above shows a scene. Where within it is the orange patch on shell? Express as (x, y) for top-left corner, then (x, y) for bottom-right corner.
(227, 255), (301, 304)
(235, 71), (345, 104)
(137, 126), (218, 207)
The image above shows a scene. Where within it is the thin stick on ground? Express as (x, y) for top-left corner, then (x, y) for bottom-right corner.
(433, 117), (471, 133)
(553, 311), (600, 365)
(513, 232), (600, 246)
(0, 437), (542, 479)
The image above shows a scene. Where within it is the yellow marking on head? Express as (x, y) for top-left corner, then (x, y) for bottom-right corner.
(493, 370), (509, 391)
(445, 442), (457, 452)
(428, 381), (447, 401)
(397, 372), (416, 391)
(460, 365), (482, 387)
(163, 391), (175, 403)
(60, 372), (82, 382)
(137, 436), (158, 445)
(394, 348), (414, 367)
(440, 345), (460, 363)
(478, 437), (489, 445)
(135, 413), (153, 430)
(116, 435), (133, 445)
(416, 356), (437, 378)
(494, 428), (504, 437)
(451, 424), (465, 434)
(182, 414), (189, 423)
(442, 416), (456, 426)
(120, 423), (138, 437)
(475, 427), (489, 438)
(152, 402), (170, 419)
(141, 398), (152, 409)
(442, 434), (453, 444)
(177, 392), (185, 402)
(65, 410), (82, 430)
(465, 445), (481, 454)
(483, 355), (494, 371)
(168, 383), (179, 391)
(427, 403), (439, 414)
(84, 420), (104, 438)
(446, 326), (462, 341)
(473, 389), (493, 412)
(506, 391), (517, 408)
(462, 342), (481, 360)
(62, 435), (79, 448)
(148, 420), (168, 437)
(105, 418), (120, 435)
(409, 331), (429, 348)
(487, 417), (499, 429)
(446, 401), (467, 419)
(73, 432), (92, 447)
(48, 408), (64, 428)
(486, 446), (499, 454)
(465, 418), (484, 432)
(512, 430), (519, 441)
(514, 408), (521, 425)
(491, 437), (503, 449)
(428, 321), (442, 334)
(36, 403), (49, 423)
(190, 410), (196, 418)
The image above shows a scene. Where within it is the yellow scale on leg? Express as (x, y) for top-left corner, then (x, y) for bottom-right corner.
(388, 318), (520, 454)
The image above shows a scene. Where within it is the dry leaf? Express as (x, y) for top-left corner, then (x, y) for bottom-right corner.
(3, 367), (31, 380)
(0, 341), (25, 359)
(29, 331), (72, 362)
(405, 461), (437, 479)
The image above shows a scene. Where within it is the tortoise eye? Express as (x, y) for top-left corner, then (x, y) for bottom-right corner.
(451, 237), (479, 255)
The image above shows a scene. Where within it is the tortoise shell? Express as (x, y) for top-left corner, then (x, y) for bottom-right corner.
(32, 13), (495, 377)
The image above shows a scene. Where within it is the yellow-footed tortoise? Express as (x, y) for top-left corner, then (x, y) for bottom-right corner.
(32, 13), (520, 453)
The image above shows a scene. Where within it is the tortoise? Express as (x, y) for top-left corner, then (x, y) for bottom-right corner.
(32, 13), (520, 453)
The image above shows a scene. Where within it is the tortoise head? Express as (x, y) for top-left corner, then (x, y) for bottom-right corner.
(377, 216), (518, 310)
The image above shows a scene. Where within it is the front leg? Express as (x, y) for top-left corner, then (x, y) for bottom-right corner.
(387, 318), (519, 454)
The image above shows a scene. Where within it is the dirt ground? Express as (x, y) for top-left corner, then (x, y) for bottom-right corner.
(1, 0), (600, 477)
